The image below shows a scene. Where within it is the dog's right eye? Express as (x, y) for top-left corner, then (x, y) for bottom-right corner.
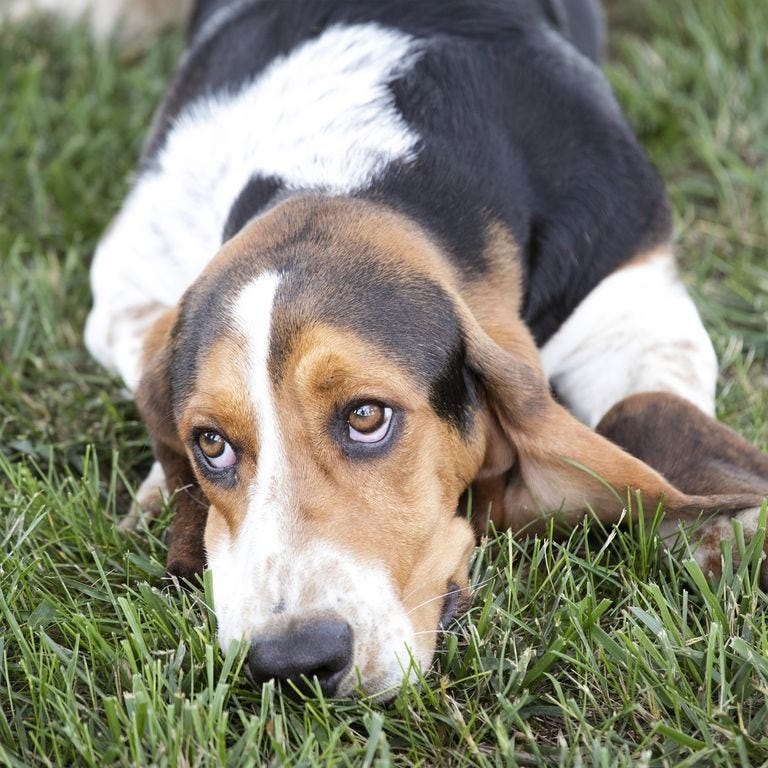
(197, 431), (237, 470)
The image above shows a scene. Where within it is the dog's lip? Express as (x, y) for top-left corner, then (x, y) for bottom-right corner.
(438, 580), (463, 631)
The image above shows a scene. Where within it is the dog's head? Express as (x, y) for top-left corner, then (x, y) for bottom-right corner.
(135, 195), (718, 698)
(137, 197), (491, 696)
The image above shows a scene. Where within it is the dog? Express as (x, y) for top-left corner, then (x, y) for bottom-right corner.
(24, 0), (765, 698)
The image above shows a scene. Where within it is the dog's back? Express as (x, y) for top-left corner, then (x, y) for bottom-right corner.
(85, 0), (663, 387)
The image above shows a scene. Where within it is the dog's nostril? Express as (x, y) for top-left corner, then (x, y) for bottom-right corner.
(247, 619), (353, 696)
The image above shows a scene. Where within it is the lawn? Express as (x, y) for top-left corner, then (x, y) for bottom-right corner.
(1, 1), (767, 765)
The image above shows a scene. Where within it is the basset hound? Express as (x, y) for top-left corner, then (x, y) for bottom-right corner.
(61, 0), (768, 698)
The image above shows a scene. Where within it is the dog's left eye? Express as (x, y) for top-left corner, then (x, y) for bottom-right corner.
(197, 431), (237, 469)
(347, 403), (393, 443)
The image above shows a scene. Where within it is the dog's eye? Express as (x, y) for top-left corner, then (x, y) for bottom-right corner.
(347, 403), (393, 443)
(197, 431), (236, 469)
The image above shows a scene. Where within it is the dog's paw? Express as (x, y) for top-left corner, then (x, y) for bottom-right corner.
(677, 506), (768, 587)
(165, 557), (204, 589)
(120, 461), (168, 531)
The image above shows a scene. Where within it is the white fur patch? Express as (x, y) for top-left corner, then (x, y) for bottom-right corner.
(231, 272), (288, 542)
(660, 507), (767, 585)
(120, 460), (168, 531)
(540, 250), (718, 427)
(85, 22), (423, 389)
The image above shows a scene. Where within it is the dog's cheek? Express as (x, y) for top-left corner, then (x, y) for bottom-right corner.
(204, 503), (231, 550)
(203, 504), (243, 648)
(401, 516), (475, 660)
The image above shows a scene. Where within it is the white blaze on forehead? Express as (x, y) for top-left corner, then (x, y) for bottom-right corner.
(231, 271), (288, 545)
(232, 272), (284, 492)
(85, 22), (423, 388)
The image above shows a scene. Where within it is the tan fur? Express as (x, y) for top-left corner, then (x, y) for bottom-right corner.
(136, 307), (181, 447)
(463, 220), (525, 344)
(275, 322), (482, 555)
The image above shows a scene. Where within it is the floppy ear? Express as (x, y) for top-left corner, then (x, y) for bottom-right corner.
(461, 307), (765, 532)
(596, 392), (768, 498)
(135, 309), (208, 582)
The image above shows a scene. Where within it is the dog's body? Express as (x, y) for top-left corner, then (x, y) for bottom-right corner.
(42, 0), (766, 697)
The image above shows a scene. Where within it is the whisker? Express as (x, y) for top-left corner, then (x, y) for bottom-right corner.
(412, 628), (460, 638)
(404, 575), (497, 616)
(468, 575), (497, 594)
(402, 580), (427, 603)
(402, 573), (494, 603)
(406, 589), (460, 616)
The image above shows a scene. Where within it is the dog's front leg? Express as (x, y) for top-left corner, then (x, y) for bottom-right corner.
(119, 461), (168, 531)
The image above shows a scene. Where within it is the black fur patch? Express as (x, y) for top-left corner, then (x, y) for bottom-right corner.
(222, 175), (282, 243)
(428, 343), (477, 432)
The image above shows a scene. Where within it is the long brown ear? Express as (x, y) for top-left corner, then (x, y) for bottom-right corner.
(135, 309), (208, 583)
(135, 309), (181, 452)
(460, 307), (765, 532)
(596, 392), (768, 498)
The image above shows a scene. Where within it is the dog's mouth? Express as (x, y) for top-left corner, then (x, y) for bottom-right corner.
(438, 580), (465, 632)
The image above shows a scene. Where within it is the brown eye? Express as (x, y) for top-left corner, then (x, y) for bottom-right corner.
(348, 404), (393, 443)
(197, 431), (236, 469)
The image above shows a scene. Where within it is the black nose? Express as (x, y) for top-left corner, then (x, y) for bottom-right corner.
(247, 619), (353, 696)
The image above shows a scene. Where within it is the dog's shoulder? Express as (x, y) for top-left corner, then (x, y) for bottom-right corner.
(355, 5), (671, 344)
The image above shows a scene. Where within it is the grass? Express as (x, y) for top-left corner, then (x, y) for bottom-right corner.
(1, 1), (767, 765)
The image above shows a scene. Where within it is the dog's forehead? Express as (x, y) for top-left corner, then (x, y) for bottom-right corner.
(171, 203), (475, 430)
(269, 257), (457, 377)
